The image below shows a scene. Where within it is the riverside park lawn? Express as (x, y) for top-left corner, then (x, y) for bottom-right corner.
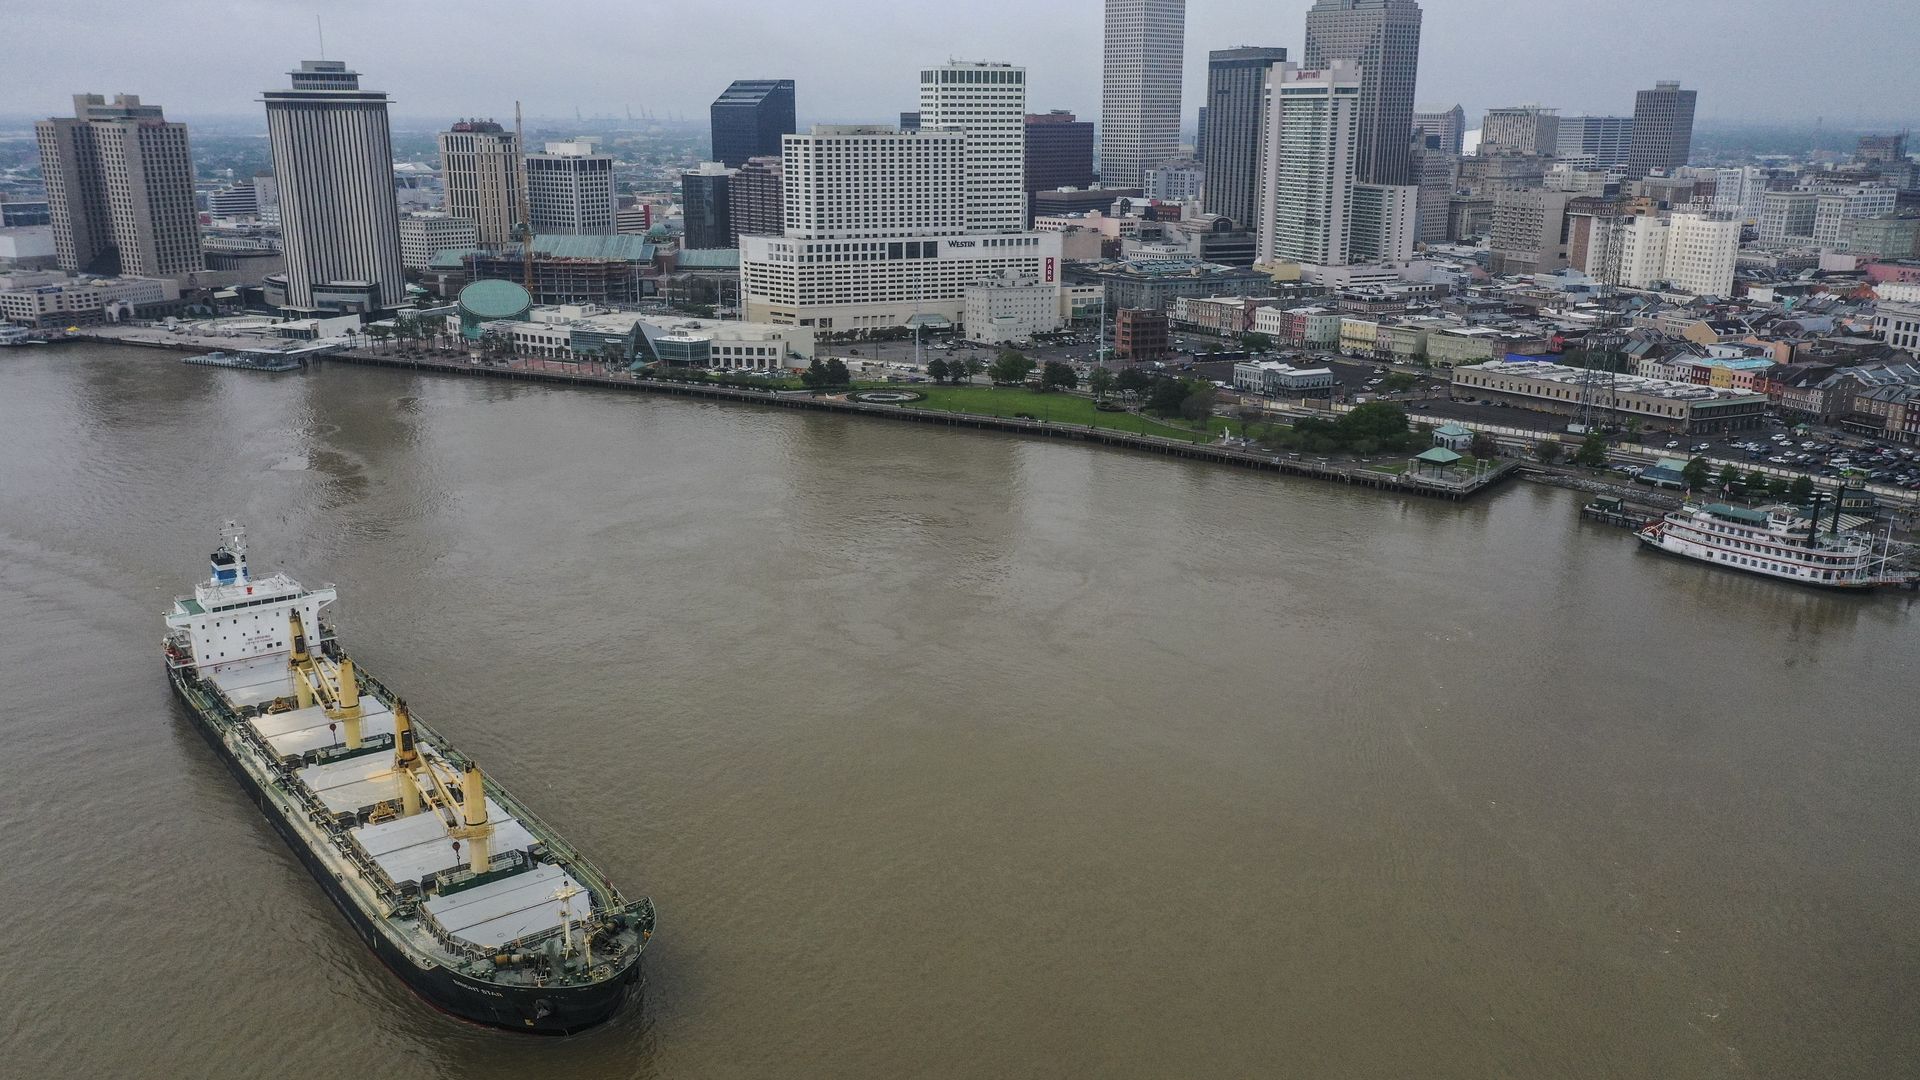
(908, 385), (1230, 443)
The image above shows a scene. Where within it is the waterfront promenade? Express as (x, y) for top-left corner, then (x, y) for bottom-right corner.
(79, 330), (1516, 502)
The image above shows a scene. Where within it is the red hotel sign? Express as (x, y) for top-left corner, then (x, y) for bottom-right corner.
(1045, 257), (1055, 283)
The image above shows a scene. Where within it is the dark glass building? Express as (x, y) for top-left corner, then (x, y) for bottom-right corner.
(1024, 110), (1095, 220)
(1201, 46), (1286, 230)
(681, 168), (733, 250)
(709, 80), (796, 168)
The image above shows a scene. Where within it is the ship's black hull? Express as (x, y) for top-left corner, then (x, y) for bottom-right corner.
(170, 671), (640, 1034)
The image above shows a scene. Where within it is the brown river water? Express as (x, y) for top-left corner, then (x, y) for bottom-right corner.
(0, 345), (1914, 1078)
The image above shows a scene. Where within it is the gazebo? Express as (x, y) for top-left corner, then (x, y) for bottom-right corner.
(1411, 446), (1464, 475)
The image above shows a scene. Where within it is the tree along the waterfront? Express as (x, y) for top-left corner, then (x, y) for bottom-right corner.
(1682, 456), (1712, 491)
(991, 351), (1036, 386)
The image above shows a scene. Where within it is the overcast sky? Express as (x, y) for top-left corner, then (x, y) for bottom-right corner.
(6, 0), (1917, 129)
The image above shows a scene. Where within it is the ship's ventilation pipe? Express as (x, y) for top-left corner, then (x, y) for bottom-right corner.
(337, 658), (363, 749)
(462, 764), (492, 873)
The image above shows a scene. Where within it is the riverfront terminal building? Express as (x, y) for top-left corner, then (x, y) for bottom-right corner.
(1451, 360), (1769, 434)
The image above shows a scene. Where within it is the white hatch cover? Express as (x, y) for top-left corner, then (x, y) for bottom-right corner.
(423, 864), (589, 947)
(348, 798), (537, 886)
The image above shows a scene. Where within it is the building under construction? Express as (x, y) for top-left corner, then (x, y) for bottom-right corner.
(424, 234), (661, 306)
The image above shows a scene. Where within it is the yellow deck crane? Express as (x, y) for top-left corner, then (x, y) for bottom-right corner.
(288, 612), (495, 872)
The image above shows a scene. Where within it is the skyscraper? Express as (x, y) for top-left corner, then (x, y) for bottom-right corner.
(438, 119), (521, 245)
(710, 80), (796, 168)
(1412, 104), (1465, 157)
(1100, 0), (1186, 187)
(1303, 0), (1423, 187)
(919, 61), (1027, 234)
(1626, 81), (1697, 178)
(1411, 134), (1455, 244)
(526, 139), (614, 235)
(263, 61), (404, 313)
(36, 93), (202, 278)
(1256, 60), (1415, 272)
(1202, 46), (1288, 230)
(1256, 62), (1361, 267)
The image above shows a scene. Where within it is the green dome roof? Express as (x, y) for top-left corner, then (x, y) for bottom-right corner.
(457, 279), (532, 321)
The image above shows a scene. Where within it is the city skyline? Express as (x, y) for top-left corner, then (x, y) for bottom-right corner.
(4, 0), (1917, 130)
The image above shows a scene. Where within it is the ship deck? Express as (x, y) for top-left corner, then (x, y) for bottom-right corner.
(201, 653), (595, 954)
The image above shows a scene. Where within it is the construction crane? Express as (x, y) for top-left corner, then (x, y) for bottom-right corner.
(515, 101), (534, 295)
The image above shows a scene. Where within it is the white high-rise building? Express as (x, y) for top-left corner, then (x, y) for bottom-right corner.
(1349, 183), (1419, 263)
(263, 60), (404, 313)
(1556, 115), (1633, 169)
(398, 211), (479, 270)
(526, 139), (615, 236)
(741, 102), (1064, 330)
(208, 182), (260, 219)
(1100, 0), (1186, 186)
(1256, 61), (1360, 267)
(1144, 160), (1205, 201)
(1695, 165), (1767, 223)
(1759, 190), (1819, 246)
(1664, 212), (1740, 296)
(918, 61), (1027, 234)
(1614, 211), (1738, 296)
(779, 127), (966, 239)
(1812, 185), (1898, 252)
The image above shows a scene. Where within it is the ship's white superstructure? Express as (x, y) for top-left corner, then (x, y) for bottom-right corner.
(1637, 502), (1893, 588)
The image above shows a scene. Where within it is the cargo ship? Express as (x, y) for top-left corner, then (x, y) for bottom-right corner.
(164, 523), (654, 1033)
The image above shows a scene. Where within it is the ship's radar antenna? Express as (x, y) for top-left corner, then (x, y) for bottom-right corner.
(211, 521), (250, 586)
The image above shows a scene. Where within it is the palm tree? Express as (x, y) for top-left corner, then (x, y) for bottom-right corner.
(367, 324), (391, 353)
